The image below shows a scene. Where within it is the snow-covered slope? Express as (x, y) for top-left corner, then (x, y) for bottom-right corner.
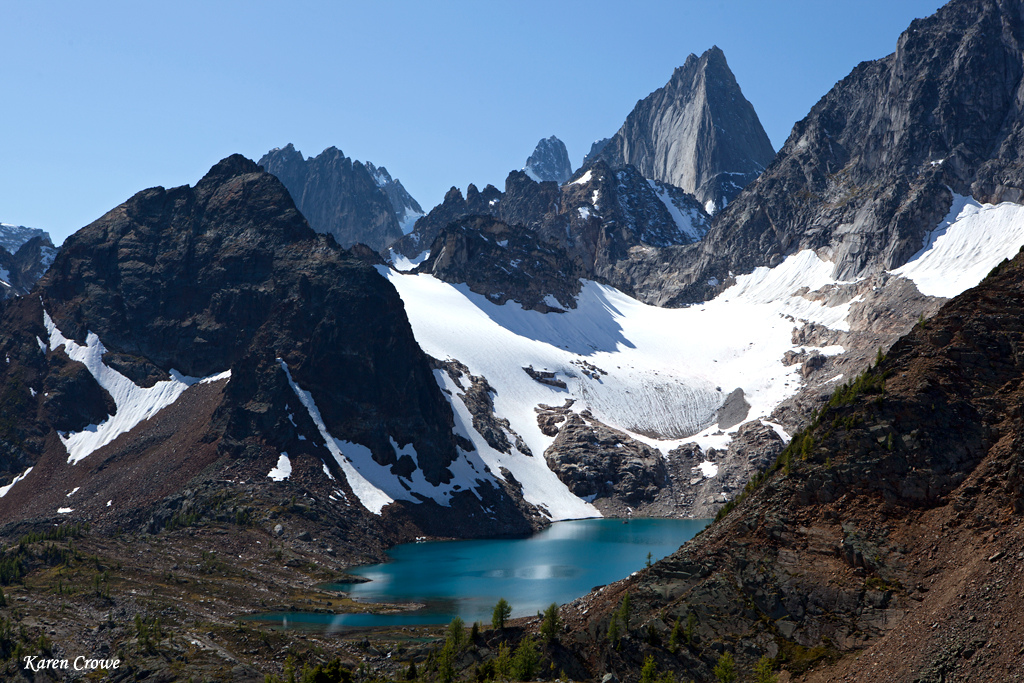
(281, 357), (597, 519)
(381, 191), (1024, 520)
(381, 256), (849, 519)
(43, 310), (230, 464)
(893, 195), (1024, 298)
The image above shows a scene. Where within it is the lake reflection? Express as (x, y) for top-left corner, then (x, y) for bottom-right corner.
(248, 518), (709, 631)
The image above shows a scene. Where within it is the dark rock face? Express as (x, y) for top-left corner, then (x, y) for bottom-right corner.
(523, 135), (573, 184)
(558, 248), (1024, 680)
(389, 183), (503, 259)
(258, 144), (406, 251)
(417, 215), (583, 312)
(544, 413), (667, 508)
(593, 46), (775, 212)
(0, 234), (57, 299)
(395, 162), (709, 305)
(656, 0), (1024, 305)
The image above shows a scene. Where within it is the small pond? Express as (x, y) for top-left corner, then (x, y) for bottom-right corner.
(248, 517), (710, 631)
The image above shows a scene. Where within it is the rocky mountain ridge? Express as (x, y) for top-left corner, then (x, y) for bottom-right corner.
(0, 155), (540, 540)
(554, 244), (1024, 682)
(258, 144), (420, 252)
(393, 161), (710, 303)
(640, 0), (1024, 307)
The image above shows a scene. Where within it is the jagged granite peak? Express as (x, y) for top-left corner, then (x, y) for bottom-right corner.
(258, 144), (405, 251)
(0, 154), (541, 537)
(581, 138), (610, 168)
(363, 160), (424, 234)
(523, 135), (573, 184)
(593, 46), (775, 213)
(0, 234), (58, 300)
(645, 0), (1024, 307)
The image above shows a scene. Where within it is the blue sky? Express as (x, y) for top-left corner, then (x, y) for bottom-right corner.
(2, 0), (945, 245)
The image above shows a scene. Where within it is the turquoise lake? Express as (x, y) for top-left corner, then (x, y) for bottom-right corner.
(249, 518), (710, 631)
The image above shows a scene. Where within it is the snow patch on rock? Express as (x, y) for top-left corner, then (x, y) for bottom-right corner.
(43, 310), (232, 465)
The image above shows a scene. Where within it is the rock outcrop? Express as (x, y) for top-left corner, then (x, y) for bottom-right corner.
(417, 215), (583, 312)
(544, 412), (667, 510)
(593, 46), (775, 213)
(0, 234), (57, 299)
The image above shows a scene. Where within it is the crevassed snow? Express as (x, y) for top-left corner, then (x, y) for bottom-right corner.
(43, 310), (230, 464)
(892, 195), (1024, 298)
(268, 453), (292, 481)
(0, 467), (32, 498)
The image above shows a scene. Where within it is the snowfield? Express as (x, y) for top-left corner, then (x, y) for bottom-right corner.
(380, 256), (849, 520)
(378, 191), (1024, 520)
(893, 195), (1024, 298)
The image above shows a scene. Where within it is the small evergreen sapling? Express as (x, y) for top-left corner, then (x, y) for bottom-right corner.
(713, 652), (736, 683)
(540, 603), (561, 643)
(492, 597), (512, 630)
